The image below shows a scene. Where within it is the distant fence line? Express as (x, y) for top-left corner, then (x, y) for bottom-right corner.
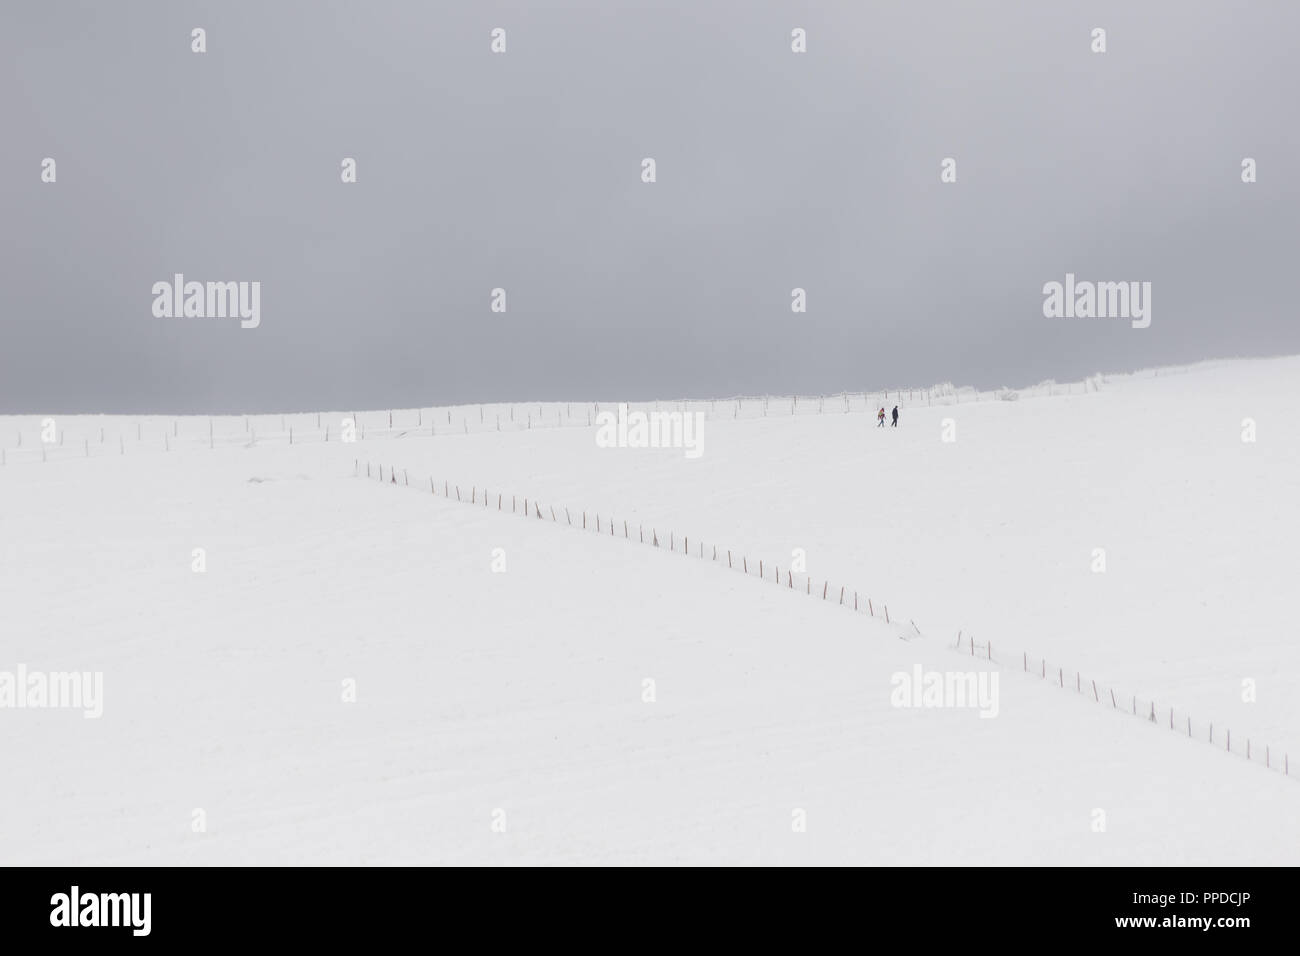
(1, 376), (1107, 467)
(357, 455), (1293, 785)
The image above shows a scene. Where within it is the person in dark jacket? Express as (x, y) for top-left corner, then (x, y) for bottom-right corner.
(891, 406), (899, 427)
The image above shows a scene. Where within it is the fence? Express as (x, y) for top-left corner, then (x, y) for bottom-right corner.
(357, 456), (911, 635)
(955, 633), (1292, 779)
(355, 455), (1294, 785)
(0, 373), (1107, 467)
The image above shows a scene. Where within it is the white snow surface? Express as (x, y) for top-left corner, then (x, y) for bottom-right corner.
(2, 358), (1297, 864)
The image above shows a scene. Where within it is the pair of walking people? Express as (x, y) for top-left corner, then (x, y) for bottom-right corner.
(877, 406), (899, 427)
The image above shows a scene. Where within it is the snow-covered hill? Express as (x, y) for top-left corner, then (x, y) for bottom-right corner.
(2, 358), (1296, 864)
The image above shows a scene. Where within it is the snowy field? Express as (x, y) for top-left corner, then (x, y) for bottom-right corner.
(2, 357), (1297, 865)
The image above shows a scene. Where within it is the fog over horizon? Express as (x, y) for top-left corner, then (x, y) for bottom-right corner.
(4, 1), (1297, 414)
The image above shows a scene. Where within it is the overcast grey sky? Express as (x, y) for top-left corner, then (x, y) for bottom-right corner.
(2, 1), (1297, 413)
